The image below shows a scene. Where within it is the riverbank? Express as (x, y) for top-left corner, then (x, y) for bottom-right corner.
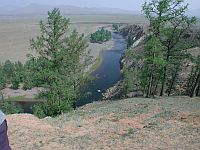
(85, 37), (115, 74)
(7, 96), (200, 150)
(1, 86), (44, 100)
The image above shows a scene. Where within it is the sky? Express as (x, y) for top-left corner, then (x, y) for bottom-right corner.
(0, 0), (199, 11)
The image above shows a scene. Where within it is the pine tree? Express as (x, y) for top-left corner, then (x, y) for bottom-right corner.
(29, 8), (91, 117)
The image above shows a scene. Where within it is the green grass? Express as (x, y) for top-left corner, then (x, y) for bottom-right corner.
(85, 48), (103, 75)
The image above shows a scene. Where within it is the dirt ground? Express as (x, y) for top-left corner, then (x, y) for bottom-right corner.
(6, 96), (200, 150)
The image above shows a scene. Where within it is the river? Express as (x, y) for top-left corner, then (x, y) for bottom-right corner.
(77, 32), (127, 106)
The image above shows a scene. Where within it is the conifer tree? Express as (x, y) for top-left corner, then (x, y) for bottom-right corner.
(142, 0), (196, 97)
(29, 8), (91, 117)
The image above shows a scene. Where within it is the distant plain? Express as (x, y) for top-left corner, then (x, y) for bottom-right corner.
(0, 14), (147, 63)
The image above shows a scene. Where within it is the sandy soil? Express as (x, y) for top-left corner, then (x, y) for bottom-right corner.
(1, 87), (44, 100)
(6, 97), (200, 150)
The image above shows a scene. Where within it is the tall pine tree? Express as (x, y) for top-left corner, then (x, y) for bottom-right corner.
(29, 8), (91, 117)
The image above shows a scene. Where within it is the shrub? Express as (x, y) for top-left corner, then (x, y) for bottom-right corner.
(0, 101), (23, 114)
(32, 104), (46, 119)
(11, 75), (20, 90)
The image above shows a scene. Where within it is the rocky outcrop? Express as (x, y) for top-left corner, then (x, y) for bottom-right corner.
(102, 81), (123, 100)
(120, 36), (145, 70)
(120, 25), (145, 41)
(120, 24), (145, 47)
(102, 25), (145, 100)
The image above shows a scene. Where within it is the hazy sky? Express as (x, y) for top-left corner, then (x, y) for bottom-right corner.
(0, 0), (199, 11)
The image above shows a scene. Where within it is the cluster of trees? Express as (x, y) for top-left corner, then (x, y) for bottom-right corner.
(0, 60), (25, 114)
(112, 24), (121, 31)
(0, 59), (47, 91)
(123, 0), (199, 98)
(90, 28), (112, 43)
(1, 8), (92, 117)
(0, 60), (25, 90)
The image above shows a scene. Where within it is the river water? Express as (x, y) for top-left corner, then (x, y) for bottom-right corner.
(77, 32), (127, 106)
(18, 32), (127, 113)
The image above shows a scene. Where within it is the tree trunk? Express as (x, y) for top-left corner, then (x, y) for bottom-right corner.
(186, 67), (194, 95)
(153, 80), (159, 96)
(73, 101), (77, 110)
(160, 66), (167, 96)
(160, 46), (171, 96)
(167, 71), (178, 96)
(195, 80), (200, 96)
(147, 72), (153, 98)
(190, 70), (200, 97)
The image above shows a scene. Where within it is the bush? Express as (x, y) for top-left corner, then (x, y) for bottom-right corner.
(0, 68), (6, 89)
(37, 91), (73, 117)
(1, 60), (25, 90)
(23, 78), (34, 90)
(3, 60), (15, 79)
(0, 101), (23, 114)
(33, 99), (73, 118)
(11, 75), (20, 90)
(32, 104), (46, 119)
(112, 24), (120, 31)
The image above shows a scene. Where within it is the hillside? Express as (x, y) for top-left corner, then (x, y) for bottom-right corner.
(0, 4), (139, 16)
(7, 97), (200, 150)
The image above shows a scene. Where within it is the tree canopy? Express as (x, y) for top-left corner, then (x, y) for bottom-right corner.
(28, 8), (91, 117)
(90, 28), (112, 43)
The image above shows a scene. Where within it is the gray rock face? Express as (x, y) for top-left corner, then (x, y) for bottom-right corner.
(120, 24), (145, 45)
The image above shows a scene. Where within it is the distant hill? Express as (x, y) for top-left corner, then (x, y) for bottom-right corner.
(0, 4), (140, 16)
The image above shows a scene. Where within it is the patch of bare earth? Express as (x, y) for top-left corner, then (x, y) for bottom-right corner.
(7, 97), (200, 150)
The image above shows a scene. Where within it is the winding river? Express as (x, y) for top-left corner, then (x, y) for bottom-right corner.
(77, 32), (127, 106)
(19, 32), (127, 113)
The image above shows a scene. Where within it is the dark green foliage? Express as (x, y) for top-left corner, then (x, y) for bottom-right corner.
(0, 65), (6, 90)
(112, 24), (120, 31)
(123, 68), (140, 94)
(140, 0), (196, 97)
(90, 28), (112, 43)
(11, 76), (20, 90)
(0, 101), (23, 114)
(22, 58), (44, 90)
(3, 60), (15, 80)
(32, 104), (46, 119)
(0, 60), (25, 90)
(28, 8), (91, 117)
(140, 35), (166, 97)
